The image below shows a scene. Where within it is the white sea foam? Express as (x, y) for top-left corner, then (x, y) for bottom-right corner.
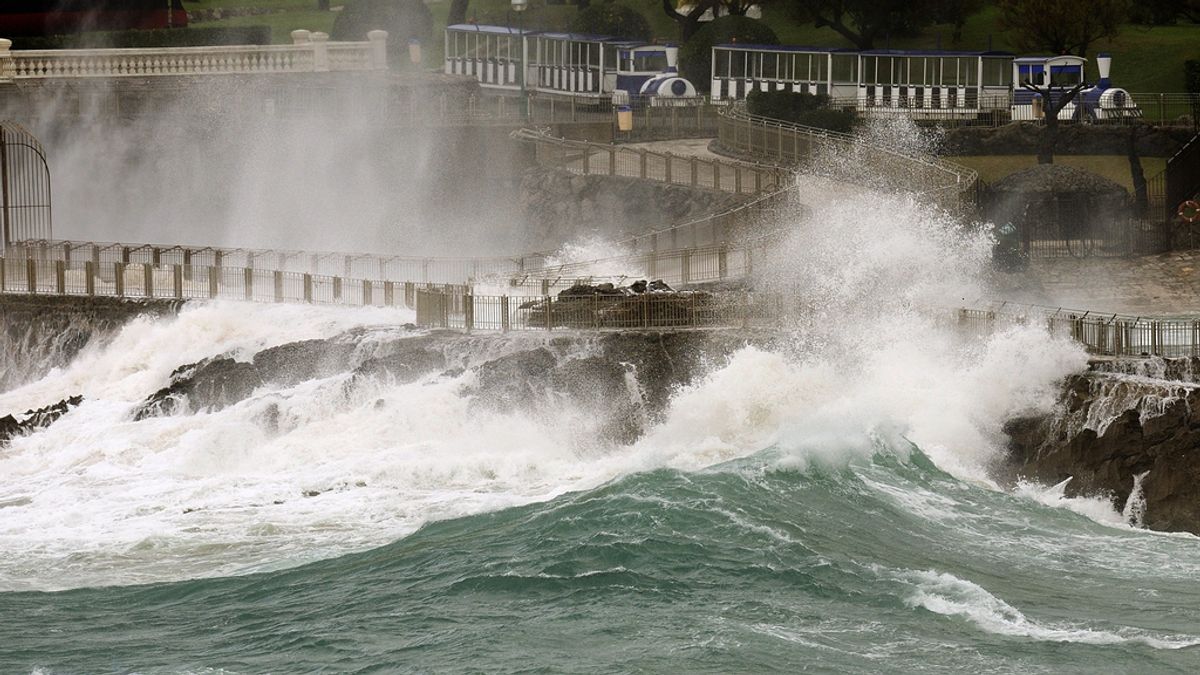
(894, 568), (1200, 649)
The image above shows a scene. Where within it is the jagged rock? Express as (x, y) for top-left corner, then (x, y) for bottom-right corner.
(253, 339), (357, 387)
(1002, 371), (1200, 534)
(0, 395), (85, 445)
(353, 334), (448, 382)
(135, 358), (264, 419)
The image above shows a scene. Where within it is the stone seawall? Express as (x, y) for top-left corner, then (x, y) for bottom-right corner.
(519, 167), (747, 250)
(0, 294), (182, 392)
(1003, 358), (1200, 534)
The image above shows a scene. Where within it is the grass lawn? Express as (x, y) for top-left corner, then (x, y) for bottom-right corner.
(178, 1), (1199, 89)
(949, 154), (1169, 191)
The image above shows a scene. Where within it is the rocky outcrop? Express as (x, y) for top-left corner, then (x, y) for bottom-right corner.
(519, 280), (718, 329)
(519, 167), (745, 250)
(128, 326), (776, 445)
(0, 395), (84, 445)
(1002, 367), (1200, 534)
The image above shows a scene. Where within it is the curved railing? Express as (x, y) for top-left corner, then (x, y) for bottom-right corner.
(717, 104), (981, 212)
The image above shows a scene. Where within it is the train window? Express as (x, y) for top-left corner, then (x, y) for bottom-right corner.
(762, 52), (778, 79)
(874, 57), (892, 85)
(831, 54), (856, 83)
(815, 54), (828, 82)
(632, 52), (668, 73)
(1018, 64), (1045, 86)
(1050, 66), (1082, 87)
(941, 57), (959, 86)
(982, 58), (1010, 87)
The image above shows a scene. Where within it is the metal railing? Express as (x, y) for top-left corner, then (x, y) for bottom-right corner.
(716, 104), (981, 212)
(0, 256), (467, 308)
(5, 239), (535, 285)
(514, 127), (790, 196)
(958, 302), (1200, 358)
(415, 288), (783, 331)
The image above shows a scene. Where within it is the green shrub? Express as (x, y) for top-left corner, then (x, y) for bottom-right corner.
(12, 26), (273, 50)
(746, 90), (856, 132)
(568, 3), (651, 41)
(332, 0), (432, 67)
(679, 16), (778, 93)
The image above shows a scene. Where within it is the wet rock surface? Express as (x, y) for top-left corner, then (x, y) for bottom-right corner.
(127, 326), (777, 446)
(1001, 367), (1200, 534)
(0, 395), (84, 445)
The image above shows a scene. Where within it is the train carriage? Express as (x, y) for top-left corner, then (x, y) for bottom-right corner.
(443, 24), (698, 104)
(444, 24), (528, 91)
(855, 49), (1014, 117)
(710, 44), (859, 102)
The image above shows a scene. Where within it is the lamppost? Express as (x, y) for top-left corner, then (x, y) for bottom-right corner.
(512, 0), (528, 119)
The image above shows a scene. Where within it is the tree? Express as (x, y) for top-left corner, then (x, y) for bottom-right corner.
(788, 0), (944, 50)
(1021, 80), (1087, 164)
(662, 0), (719, 42)
(679, 15), (779, 91)
(448, 0), (470, 26)
(928, 0), (984, 43)
(1130, 0), (1200, 24)
(997, 0), (1130, 56)
(332, 0), (432, 66)
(570, 3), (652, 40)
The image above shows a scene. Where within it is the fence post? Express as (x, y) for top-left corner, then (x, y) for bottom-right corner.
(639, 150), (648, 179)
(501, 295), (510, 332)
(173, 264), (183, 299)
(53, 260), (64, 294)
(609, 147), (616, 175)
(141, 263), (152, 298)
(0, 257), (4, 292)
(114, 262), (124, 297)
(718, 245), (728, 279)
(713, 159), (720, 190)
(208, 266), (218, 299)
(735, 166), (743, 194)
(273, 270), (284, 302)
(545, 295), (553, 330)
(333, 276), (343, 302)
(25, 257), (35, 293)
(303, 273), (313, 302)
(311, 31), (330, 72)
(681, 250), (691, 284)
(463, 294), (473, 332)
(691, 156), (698, 187)
(244, 267), (253, 301)
(84, 260), (94, 296)
(384, 280), (394, 306)
(664, 153), (672, 183)
(404, 281), (414, 307)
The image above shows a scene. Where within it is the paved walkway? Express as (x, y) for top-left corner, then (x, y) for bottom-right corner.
(991, 251), (1200, 316)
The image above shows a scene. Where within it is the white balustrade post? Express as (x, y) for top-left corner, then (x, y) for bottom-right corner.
(367, 30), (389, 70)
(0, 39), (13, 81)
(311, 32), (330, 72)
(291, 30), (312, 45)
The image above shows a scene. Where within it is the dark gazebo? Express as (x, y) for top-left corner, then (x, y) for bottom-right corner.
(986, 164), (1133, 257)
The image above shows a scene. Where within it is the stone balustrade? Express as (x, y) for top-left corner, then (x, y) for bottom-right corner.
(0, 29), (388, 80)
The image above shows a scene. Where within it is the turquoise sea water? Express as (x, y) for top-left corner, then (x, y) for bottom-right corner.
(5, 446), (1199, 674)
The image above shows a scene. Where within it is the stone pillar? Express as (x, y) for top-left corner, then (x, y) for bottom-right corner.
(291, 30), (312, 46)
(368, 30), (389, 70)
(0, 39), (13, 81)
(311, 32), (330, 72)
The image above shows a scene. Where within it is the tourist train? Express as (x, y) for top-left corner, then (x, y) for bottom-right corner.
(444, 24), (697, 104)
(711, 44), (1141, 122)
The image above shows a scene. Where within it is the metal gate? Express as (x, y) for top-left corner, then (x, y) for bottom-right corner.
(0, 122), (52, 251)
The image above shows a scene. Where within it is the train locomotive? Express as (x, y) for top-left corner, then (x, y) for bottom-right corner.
(444, 24), (698, 105)
(710, 44), (1141, 122)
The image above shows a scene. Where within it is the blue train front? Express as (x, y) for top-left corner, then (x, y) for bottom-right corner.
(444, 24), (697, 105)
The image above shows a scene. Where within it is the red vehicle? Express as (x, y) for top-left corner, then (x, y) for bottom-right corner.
(0, 0), (188, 36)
